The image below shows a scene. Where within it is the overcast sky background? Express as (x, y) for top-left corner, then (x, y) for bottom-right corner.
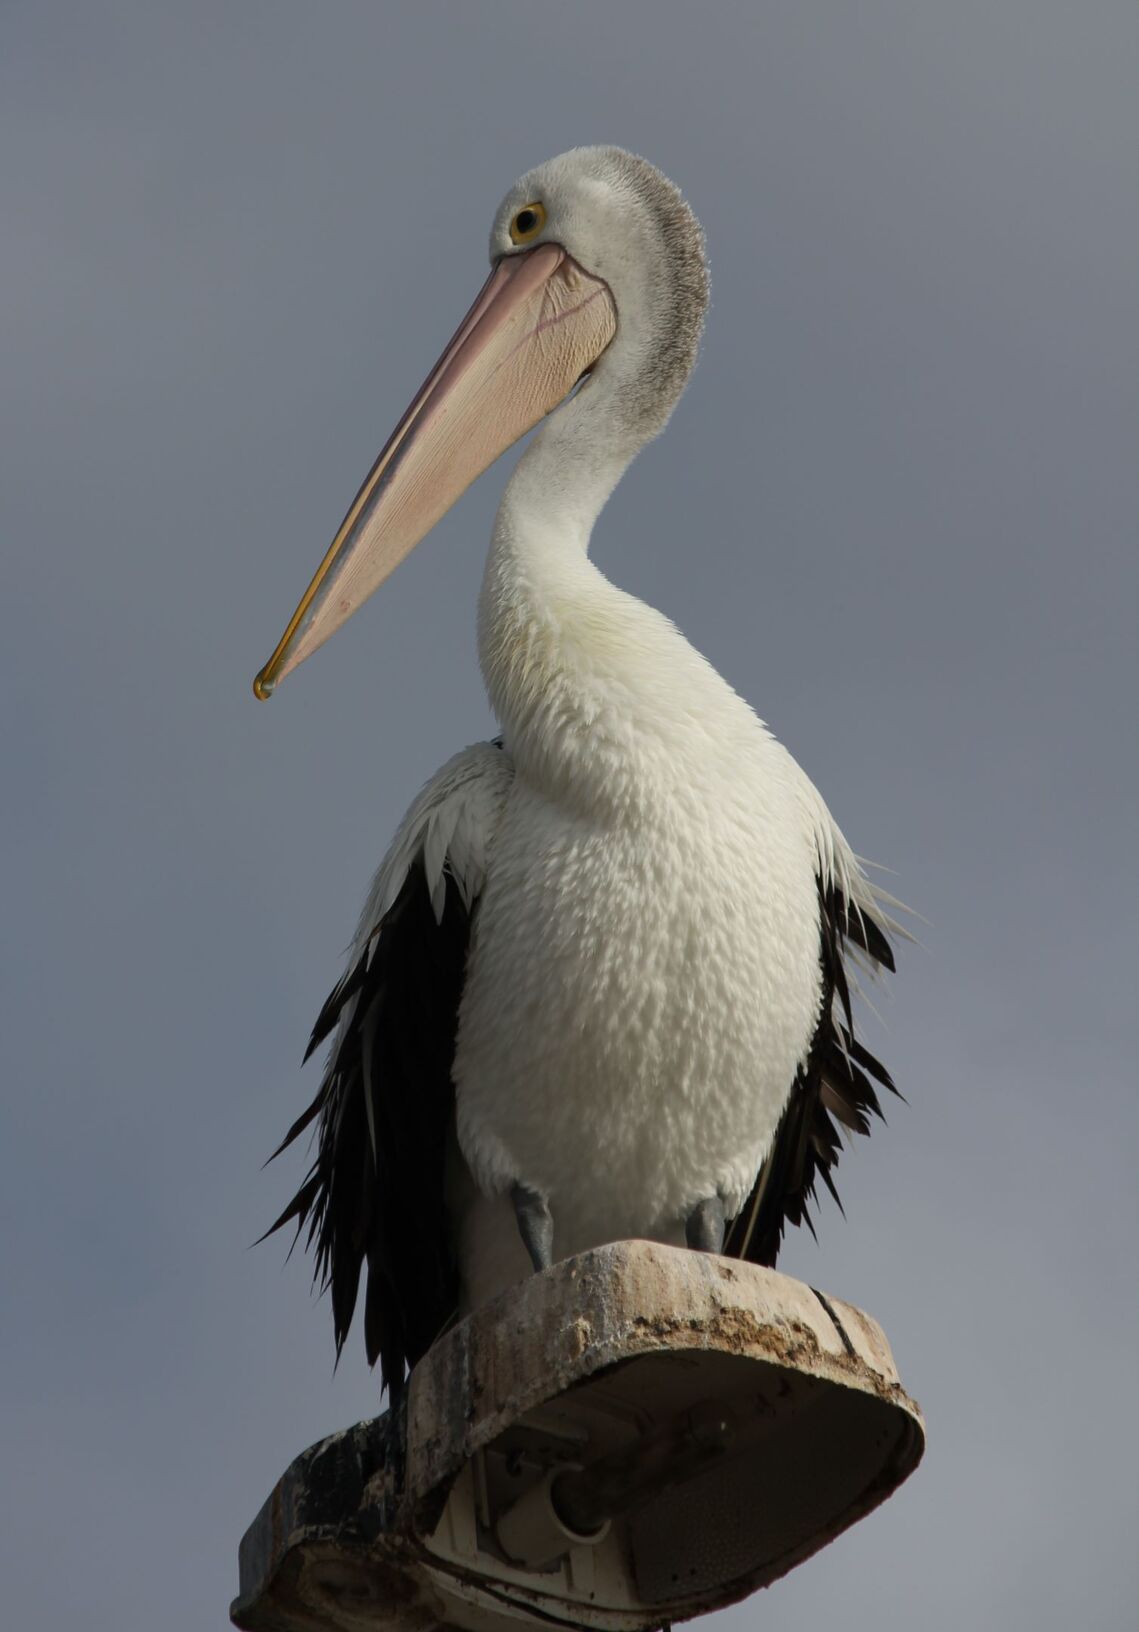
(3, 4), (1137, 1629)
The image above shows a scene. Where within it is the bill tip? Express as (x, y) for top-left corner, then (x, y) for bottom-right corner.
(253, 668), (276, 701)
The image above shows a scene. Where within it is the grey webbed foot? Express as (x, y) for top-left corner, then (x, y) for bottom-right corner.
(511, 1183), (554, 1273)
(685, 1194), (726, 1254)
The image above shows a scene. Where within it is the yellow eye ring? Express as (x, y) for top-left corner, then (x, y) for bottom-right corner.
(509, 200), (547, 245)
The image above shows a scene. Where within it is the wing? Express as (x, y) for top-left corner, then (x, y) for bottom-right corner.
(263, 740), (514, 1400)
(725, 807), (907, 1269)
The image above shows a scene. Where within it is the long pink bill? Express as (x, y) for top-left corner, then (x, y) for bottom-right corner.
(253, 243), (616, 698)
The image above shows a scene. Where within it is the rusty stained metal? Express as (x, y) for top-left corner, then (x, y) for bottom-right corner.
(231, 1242), (924, 1632)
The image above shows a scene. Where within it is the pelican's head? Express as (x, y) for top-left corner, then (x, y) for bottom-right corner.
(490, 147), (708, 443)
(254, 147), (708, 698)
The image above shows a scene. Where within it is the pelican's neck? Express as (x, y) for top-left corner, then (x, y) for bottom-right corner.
(498, 382), (643, 549)
(478, 386), (645, 730)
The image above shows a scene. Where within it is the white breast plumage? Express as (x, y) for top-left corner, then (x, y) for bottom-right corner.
(455, 561), (828, 1297)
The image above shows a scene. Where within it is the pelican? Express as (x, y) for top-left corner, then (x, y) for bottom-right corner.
(259, 147), (901, 1400)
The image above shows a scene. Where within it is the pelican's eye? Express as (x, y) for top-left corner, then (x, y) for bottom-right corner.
(509, 201), (547, 245)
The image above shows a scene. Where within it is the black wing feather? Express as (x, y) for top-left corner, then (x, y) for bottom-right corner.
(263, 859), (470, 1401)
(724, 878), (899, 1268)
(303, 958), (369, 1063)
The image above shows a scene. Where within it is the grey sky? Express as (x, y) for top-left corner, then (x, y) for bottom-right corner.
(3, 3), (1137, 1628)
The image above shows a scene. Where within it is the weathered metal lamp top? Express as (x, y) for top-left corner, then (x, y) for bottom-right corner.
(232, 1242), (923, 1632)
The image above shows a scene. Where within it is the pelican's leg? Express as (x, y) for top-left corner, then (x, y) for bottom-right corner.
(685, 1195), (726, 1254)
(511, 1183), (554, 1273)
